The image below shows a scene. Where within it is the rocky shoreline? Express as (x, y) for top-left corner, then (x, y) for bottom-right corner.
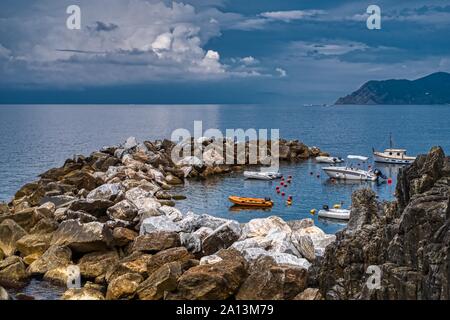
(1, 137), (448, 300)
(0, 137), (334, 300)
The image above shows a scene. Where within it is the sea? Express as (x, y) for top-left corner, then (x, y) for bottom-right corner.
(1, 104), (449, 299)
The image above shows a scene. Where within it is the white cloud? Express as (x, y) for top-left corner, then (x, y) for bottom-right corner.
(240, 56), (258, 65)
(0, 0), (262, 87)
(260, 10), (325, 22)
(291, 41), (369, 56)
(276, 67), (287, 77)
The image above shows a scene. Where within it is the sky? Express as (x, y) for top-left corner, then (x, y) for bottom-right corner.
(1, 0), (450, 104)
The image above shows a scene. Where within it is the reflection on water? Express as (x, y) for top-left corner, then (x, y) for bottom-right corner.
(174, 160), (403, 234)
(8, 279), (65, 300)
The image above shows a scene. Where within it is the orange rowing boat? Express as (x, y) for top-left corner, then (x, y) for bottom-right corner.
(228, 196), (273, 207)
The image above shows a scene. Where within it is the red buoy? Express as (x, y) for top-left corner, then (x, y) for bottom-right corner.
(387, 178), (393, 185)
(288, 175), (292, 179)
(280, 181), (284, 186)
(281, 192), (285, 196)
(277, 190), (280, 194)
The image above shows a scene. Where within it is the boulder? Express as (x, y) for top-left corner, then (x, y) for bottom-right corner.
(0, 256), (29, 287)
(179, 232), (202, 253)
(106, 252), (152, 282)
(86, 183), (124, 201)
(295, 226), (336, 257)
(176, 212), (228, 233)
(287, 218), (315, 231)
(146, 247), (194, 275)
(292, 233), (315, 262)
(173, 249), (247, 300)
(165, 174), (183, 186)
(236, 256), (308, 300)
(293, 288), (323, 300)
(43, 266), (72, 286)
(16, 233), (52, 256)
(62, 287), (105, 300)
(0, 208), (40, 232)
(137, 261), (182, 300)
(29, 218), (59, 234)
(158, 206), (183, 222)
(27, 245), (72, 275)
(202, 220), (241, 255)
(68, 199), (113, 217)
(0, 219), (27, 256)
(123, 136), (138, 150)
(240, 248), (311, 270)
(140, 216), (181, 235)
(241, 216), (291, 239)
(106, 272), (143, 300)
(0, 285), (11, 300)
(78, 251), (120, 280)
(107, 200), (138, 222)
(35, 202), (56, 218)
(112, 227), (138, 246)
(51, 220), (113, 253)
(131, 232), (180, 253)
(264, 230), (302, 258)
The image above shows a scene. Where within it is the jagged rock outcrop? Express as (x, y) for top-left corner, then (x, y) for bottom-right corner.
(317, 146), (449, 300)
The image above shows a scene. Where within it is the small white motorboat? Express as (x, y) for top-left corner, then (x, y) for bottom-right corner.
(373, 134), (416, 164)
(315, 156), (344, 164)
(243, 171), (275, 180)
(318, 205), (350, 220)
(322, 155), (385, 181)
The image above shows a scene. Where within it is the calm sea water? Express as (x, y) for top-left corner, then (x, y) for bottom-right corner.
(1, 104), (449, 234)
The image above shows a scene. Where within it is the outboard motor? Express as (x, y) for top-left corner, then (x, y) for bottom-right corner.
(373, 169), (387, 179)
(264, 197), (271, 202)
(322, 204), (329, 210)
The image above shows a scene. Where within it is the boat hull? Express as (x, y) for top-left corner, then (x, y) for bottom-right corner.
(228, 196), (273, 207)
(322, 167), (378, 181)
(243, 171), (274, 180)
(373, 153), (415, 164)
(318, 209), (350, 220)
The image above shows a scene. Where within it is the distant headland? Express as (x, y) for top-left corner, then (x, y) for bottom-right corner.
(335, 72), (450, 105)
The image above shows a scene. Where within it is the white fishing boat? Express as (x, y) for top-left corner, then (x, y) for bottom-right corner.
(373, 134), (416, 164)
(322, 155), (385, 181)
(243, 171), (275, 180)
(318, 206), (350, 220)
(315, 156), (344, 164)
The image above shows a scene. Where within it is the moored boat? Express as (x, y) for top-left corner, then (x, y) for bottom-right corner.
(243, 171), (280, 180)
(228, 196), (274, 207)
(318, 205), (350, 220)
(322, 155), (385, 181)
(373, 134), (416, 164)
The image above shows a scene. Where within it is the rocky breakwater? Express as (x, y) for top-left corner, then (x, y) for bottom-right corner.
(0, 136), (331, 300)
(316, 146), (449, 300)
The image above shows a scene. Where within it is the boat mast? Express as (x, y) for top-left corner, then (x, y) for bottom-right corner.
(389, 132), (393, 149)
